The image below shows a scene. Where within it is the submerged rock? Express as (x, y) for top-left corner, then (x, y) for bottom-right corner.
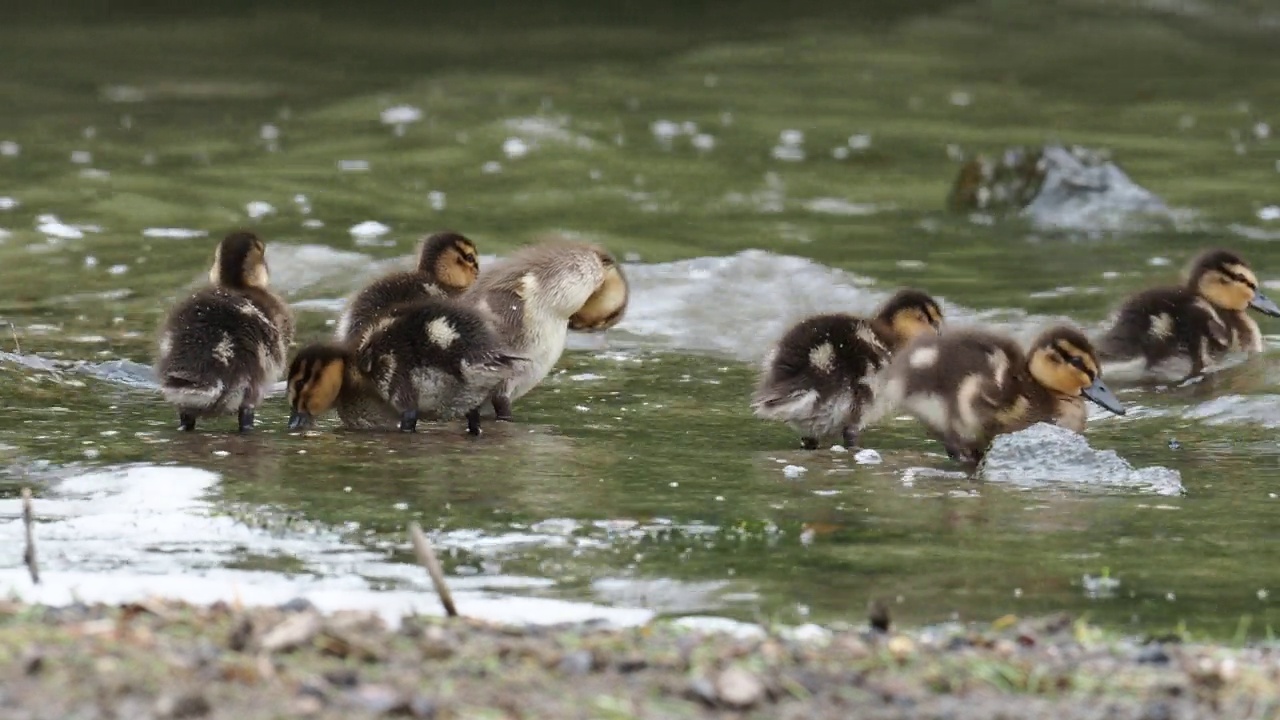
(948, 145), (1172, 231)
(979, 422), (1184, 495)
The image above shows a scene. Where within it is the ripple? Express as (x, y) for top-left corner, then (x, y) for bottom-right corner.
(979, 423), (1184, 496)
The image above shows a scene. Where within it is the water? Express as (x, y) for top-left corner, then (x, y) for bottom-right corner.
(2, 0), (1280, 638)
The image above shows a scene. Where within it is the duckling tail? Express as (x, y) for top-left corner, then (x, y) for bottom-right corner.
(160, 373), (225, 408)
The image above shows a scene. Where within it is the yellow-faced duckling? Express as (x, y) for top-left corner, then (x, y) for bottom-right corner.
(877, 324), (1125, 465)
(288, 298), (526, 435)
(155, 231), (294, 432)
(463, 239), (628, 421)
(751, 288), (943, 449)
(285, 343), (399, 430)
(1097, 248), (1280, 384)
(335, 231), (480, 343)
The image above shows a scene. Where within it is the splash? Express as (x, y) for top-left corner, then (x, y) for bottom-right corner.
(979, 423), (1184, 496)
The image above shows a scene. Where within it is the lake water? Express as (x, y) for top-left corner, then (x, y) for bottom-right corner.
(1, 0), (1279, 637)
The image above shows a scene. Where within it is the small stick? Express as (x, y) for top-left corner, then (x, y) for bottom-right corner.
(8, 322), (19, 354)
(21, 488), (38, 584)
(408, 523), (457, 618)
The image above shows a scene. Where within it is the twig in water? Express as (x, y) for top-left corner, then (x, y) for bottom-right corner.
(409, 522), (457, 617)
(21, 487), (39, 584)
(8, 322), (19, 354)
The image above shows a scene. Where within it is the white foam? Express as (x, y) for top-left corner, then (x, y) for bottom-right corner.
(0, 464), (653, 629)
(380, 105), (423, 125)
(1183, 394), (1280, 428)
(143, 228), (207, 239)
(979, 423), (1184, 496)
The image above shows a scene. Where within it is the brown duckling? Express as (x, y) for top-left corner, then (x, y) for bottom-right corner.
(155, 231), (295, 432)
(335, 231), (480, 343)
(1097, 248), (1280, 384)
(285, 343), (399, 430)
(877, 324), (1125, 465)
(464, 239), (628, 421)
(288, 298), (525, 435)
(751, 288), (944, 449)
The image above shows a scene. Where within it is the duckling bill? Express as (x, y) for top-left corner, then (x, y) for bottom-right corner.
(155, 231), (294, 432)
(878, 324), (1125, 465)
(752, 289), (943, 449)
(288, 298), (526, 435)
(335, 231), (480, 344)
(1098, 248), (1279, 384)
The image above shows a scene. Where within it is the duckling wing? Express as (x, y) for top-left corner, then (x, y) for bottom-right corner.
(338, 271), (444, 343)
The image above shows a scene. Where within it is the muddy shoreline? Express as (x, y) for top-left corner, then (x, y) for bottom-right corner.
(1, 599), (1277, 719)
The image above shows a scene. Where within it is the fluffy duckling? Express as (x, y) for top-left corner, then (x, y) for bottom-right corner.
(751, 288), (944, 450)
(335, 231), (480, 343)
(1097, 248), (1280, 384)
(155, 231), (294, 432)
(877, 325), (1125, 465)
(288, 298), (525, 434)
(285, 343), (400, 430)
(464, 239), (628, 421)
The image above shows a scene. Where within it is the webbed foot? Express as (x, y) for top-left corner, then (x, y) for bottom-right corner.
(178, 412), (196, 432)
(237, 407), (254, 433)
(800, 436), (819, 450)
(399, 410), (418, 433)
(466, 408), (482, 437)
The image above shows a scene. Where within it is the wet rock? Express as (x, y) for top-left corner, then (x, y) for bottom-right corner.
(260, 611), (322, 653)
(278, 597), (316, 613)
(407, 695), (438, 718)
(1137, 645), (1172, 665)
(715, 666), (764, 708)
(154, 692), (211, 719)
(324, 667), (361, 687)
(557, 649), (595, 676)
(1140, 700), (1175, 720)
(686, 677), (718, 707)
(948, 144), (1172, 232)
(344, 684), (419, 716)
(614, 655), (648, 673)
(887, 635), (916, 662)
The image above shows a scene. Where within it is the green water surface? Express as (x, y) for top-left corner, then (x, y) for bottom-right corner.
(1, 0), (1279, 638)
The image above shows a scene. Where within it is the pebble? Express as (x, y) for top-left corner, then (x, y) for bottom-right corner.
(558, 649), (594, 676)
(155, 692), (211, 719)
(1136, 644), (1171, 664)
(715, 666), (764, 708)
(260, 612), (322, 653)
(782, 465), (806, 479)
(854, 449), (882, 464)
(887, 635), (916, 661)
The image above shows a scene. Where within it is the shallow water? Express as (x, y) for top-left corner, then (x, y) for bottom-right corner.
(2, 0), (1280, 638)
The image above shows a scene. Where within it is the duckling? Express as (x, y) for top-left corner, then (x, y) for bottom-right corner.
(751, 288), (944, 450)
(155, 231), (294, 432)
(876, 324), (1125, 465)
(287, 298), (525, 435)
(1097, 248), (1280, 384)
(285, 343), (400, 430)
(464, 239), (628, 421)
(335, 231), (480, 343)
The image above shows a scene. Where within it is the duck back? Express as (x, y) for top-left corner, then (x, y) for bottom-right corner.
(156, 287), (293, 415)
(337, 272), (452, 343)
(358, 299), (521, 421)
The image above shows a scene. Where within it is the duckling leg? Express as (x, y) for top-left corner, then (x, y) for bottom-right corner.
(943, 440), (983, 466)
(800, 436), (819, 450)
(492, 395), (514, 422)
(399, 410), (418, 433)
(178, 412), (196, 432)
(237, 407), (255, 433)
(466, 407), (482, 437)
(841, 426), (860, 449)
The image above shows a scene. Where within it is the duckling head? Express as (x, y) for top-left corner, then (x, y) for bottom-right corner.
(874, 288), (944, 344)
(286, 343), (352, 429)
(209, 231), (270, 289)
(1028, 325), (1125, 416)
(1189, 248), (1280, 317)
(568, 249), (629, 332)
(418, 231), (480, 293)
